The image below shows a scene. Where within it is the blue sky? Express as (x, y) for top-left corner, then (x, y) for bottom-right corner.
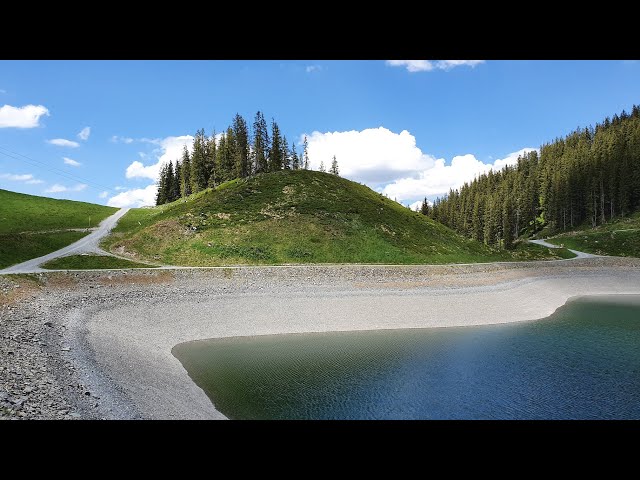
(1, 60), (639, 209)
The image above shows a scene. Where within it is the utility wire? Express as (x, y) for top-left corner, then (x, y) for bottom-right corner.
(0, 145), (117, 193)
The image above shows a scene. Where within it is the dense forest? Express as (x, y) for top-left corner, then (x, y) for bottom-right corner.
(155, 112), (341, 206)
(425, 105), (640, 249)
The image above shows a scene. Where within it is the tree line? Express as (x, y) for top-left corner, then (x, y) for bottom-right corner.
(425, 105), (640, 249)
(156, 111), (340, 205)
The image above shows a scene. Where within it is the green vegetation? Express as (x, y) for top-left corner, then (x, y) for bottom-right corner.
(155, 111), (315, 206)
(0, 231), (88, 269)
(546, 211), (640, 257)
(0, 189), (117, 268)
(41, 254), (157, 270)
(429, 105), (640, 250)
(0, 189), (116, 234)
(105, 170), (568, 266)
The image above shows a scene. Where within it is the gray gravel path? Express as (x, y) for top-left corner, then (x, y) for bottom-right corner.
(529, 238), (597, 259)
(0, 208), (129, 274)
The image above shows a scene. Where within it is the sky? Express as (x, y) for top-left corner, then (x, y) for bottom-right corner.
(1, 60), (640, 210)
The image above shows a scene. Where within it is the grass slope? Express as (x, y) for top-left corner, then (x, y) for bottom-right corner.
(546, 211), (640, 257)
(0, 189), (117, 269)
(41, 254), (156, 270)
(104, 170), (571, 266)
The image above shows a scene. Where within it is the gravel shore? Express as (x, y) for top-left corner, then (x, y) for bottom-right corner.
(2, 257), (640, 420)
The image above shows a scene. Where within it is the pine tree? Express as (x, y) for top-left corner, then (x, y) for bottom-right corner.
(319, 160), (325, 172)
(420, 197), (430, 216)
(291, 141), (300, 170)
(206, 131), (217, 189)
(232, 114), (250, 178)
(269, 119), (283, 172)
(253, 111), (270, 174)
(180, 146), (191, 198)
(329, 155), (339, 175)
(190, 128), (208, 192)
(302, 135), (310, 170)
(155, 163), (168, 206)
(171, 160), (181, 202)
(282, 135), (290, 169)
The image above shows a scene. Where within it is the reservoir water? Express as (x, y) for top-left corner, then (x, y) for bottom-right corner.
(172, 295), (640, 419)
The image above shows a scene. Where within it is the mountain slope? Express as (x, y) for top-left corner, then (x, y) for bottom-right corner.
(104, 170), (568, 266)
(0, 189), (117, 269)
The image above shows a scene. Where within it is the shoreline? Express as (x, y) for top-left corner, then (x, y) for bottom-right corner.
(2, 256), (640, 419)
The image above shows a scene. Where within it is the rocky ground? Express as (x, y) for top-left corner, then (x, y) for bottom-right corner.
(2, 257), (640, 420)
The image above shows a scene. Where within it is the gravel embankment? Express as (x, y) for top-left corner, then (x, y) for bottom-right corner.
(2, 257), (640, 420)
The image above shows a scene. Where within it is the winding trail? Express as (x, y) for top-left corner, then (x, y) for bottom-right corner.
(0, 208), (129, 274)
(529, 238), (597, 259)
(0, 208), (601, 275)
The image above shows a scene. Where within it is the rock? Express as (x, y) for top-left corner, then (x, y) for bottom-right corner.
(60, 346), (70, 352)
(69, 412), (81, 419)
(23, 386), (34, 394)
(44, 321), (54, 328)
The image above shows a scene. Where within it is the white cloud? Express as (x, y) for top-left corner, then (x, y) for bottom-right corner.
(63, 157), (81, 167)
(99, 191), (109, 199)
(125, 135), (193, 180)
(114, 186), (126, 191)
(77, 126), (91, 141)
(0, 104), (49, 128)
(303, 127), (436, 186)
(382, 148), (536, 203)
(409, 200), (423, 211)
(44, 183), (87, 193)
(0, 173), (45, 185)
(306, 65), (322, 73)
(386, 60), (485, 73)
(107, 184), (157, 208)
(0, 173), (35, 181)
(47, 138), (80, 148)
(111, 135), (134, 144)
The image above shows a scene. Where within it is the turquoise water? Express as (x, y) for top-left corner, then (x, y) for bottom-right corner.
(172, 295), (640, 419)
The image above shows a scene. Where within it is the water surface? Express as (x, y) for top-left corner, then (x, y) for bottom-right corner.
(172, 295), (640, 419)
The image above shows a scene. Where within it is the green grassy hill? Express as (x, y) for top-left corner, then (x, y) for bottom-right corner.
(0, 189), (117, 269)
(104, 170), (570, 266)
(546, 211), (640, 257)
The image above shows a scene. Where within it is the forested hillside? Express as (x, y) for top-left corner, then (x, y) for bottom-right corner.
(155, 112), (315, 206)
(428, 105), (640, 248)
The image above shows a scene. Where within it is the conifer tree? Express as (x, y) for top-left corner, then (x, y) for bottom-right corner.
(302, 135), (310, 170)
(269, 119), (283, 172)
(232, 114), (250, 178)
(329, 155), (339, 175)
(291, 141), (300, 170)
(253, 111), (269, 173)
(319, 160), (325, 172)
(180, 145), (191, 198)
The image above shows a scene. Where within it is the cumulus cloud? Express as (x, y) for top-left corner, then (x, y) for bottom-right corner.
(0, 173), (34, 181)
(382, 148), (536, 203)
(0, 104), (49, 128)
(47, 138), (80, 148)
(386, 60), (484, 73)
(111, 135), (134, 144)
(63, 157), (81, 167)
(0, 173), (45, 185)
(108, 135), (194, 208)
(107, 184), (158, 208)
(125, 135), (194, 181)
(44, 183), (87, 193)
(77, 126), (91, 141)
(303, 127), (435, 186)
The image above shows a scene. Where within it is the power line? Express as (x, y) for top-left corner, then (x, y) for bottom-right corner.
(0, 145), (117, 193)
